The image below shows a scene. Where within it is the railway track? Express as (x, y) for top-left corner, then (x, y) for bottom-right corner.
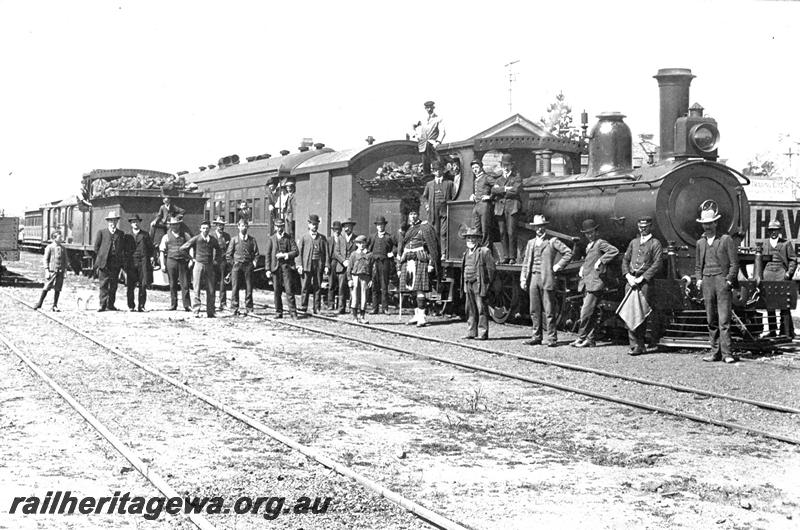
(0, 291), (469, 530)
(246, 308), (800, 446)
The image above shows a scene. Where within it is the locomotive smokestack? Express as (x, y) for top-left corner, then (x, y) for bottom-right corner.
(654, 68), (695, 161)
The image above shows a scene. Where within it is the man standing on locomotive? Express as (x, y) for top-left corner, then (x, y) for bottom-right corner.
(212, 216), (231, 312)
(125, 214), (155, 312)
(399, 208), (439, 327)
(762, 219), (797, 338)
(421, 160), (454, 260)
(368, 216), (397, 315)
(695, 202), (739, 363)
(413, 100), (446, 175)
(469, 159), (493, 248)
(159, 216), (192, 312)
(492, 154), (523, 264)
(226, 218), (259, 316)
(266, 218), (299, 319)
(620, 216), (663, 355)
(520, 215), (573, 347)
(94, 210), (127, 312)
(297, 214), (328, 315)
(461, 227), (495, 340)
(571, 219), (619, 348)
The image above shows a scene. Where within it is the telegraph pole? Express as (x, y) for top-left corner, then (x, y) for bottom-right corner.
(505, 60), (519, 114)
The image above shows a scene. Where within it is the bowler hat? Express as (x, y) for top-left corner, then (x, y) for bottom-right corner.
(212, 216), (225, 225)
(167, 216), (182, 225)
(308, 214), (321, 225)
(341, 218), (357, 226)
(696, 200), (722, 223)
(355, 235), (368, 244)
(374, 215), (387, 225)
(464, 227), (482, 239)
(470, 159), (483, 167)
(500, 153), (514, 165)
(530, 214), (549, 227)
(331, 220), (342, 229)
(274, 218), (286, 227)
(423, 100), (435, 107)
(580, 219), (599, 233)
(128, 214), (143, 222)
(768, 220), (782, 230)
(104, 210), (121, 220)
(637, 216), (653, 227)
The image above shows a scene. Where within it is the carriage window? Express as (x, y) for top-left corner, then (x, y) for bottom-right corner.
(253, 198), (262, 223)
(229, 200), (237, 224)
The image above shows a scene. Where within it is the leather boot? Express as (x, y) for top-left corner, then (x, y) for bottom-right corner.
(33, 291), (47, 310)
(52, 290), (61, 311)
(361, 310), (369, 324)
(352, 307), (360, 322)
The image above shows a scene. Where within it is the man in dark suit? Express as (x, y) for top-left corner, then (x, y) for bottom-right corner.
(621, 216), (663, 355)
(212, 216), (231, 311)
(491, 153), (523, 264)
(226, 218), (259, 316)
(326, 220), (344, 311)
(296, 214), (328, 314)
(266, 218), (299, 319)
(421, 161), (454, 259)
(94, 210), (127, 312)
(461, 228), (495, 340)
(125, 214), (155, 312)
(368, 216), (397, 314)
(331, 219), (357, 314)
(469, 159), (493, 248)
(695, 201), (739, 363)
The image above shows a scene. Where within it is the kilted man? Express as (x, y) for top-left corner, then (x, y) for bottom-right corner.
(762, 219), (797, 338)
(400, 208), (440, 327)
(212, 216), (231, 311)
(326, 220), (345, 311)
(94, 210), (127, 312)
(413, 100), (446, 175)
(469, 159), (493, 248)
(491, 154), (523, 264)
(695, 202), (740, 363)
(266, 218), (299, 319)
(620, 216), (663, 355)
(181, 220), (221, 318)
(159, 216), (192, 311)
(125, 214), (155, 312)
(368, 216), (397, 314)
(331, 219), (357, 313)
(520, 215), (573, 346)
(422, 161), (454, 259)
(571, 219), (619, 348)
(461, 228), (495, 340)
(226, 218), (259, 316)
(347, 235), (373, 323)
(34, 230), (68, 311)
(297, 214), (328, 314)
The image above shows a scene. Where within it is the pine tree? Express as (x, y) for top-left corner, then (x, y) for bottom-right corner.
(539, 92), (581, 142)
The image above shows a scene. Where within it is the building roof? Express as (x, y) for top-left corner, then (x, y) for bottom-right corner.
(187, 149), (333, 184)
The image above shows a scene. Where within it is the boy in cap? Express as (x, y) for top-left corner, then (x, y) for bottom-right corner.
(125, 214), (155, 312)
(620, 216), (663, 354)
(492, 153), (523, 264)
(266, 218), (299, 318)
(469, 159), (493, 248)
(461, 227), (495, 340)
(181, 220), (221, 317)
(94, 210), (127, 312)
(368, 215), (397, 314)
(695, 201), (739, 363)
(347, 235), (373, 323)
(520, 215), (573, 346)
(226, 218), (260, 316)
(571, 219), (619, 348)
(297, 214), (328, 314)
(421, 160), (454, 258)
(34, 230), (68, 311)
(331, 219), (357, 313)
(762, 219), (797, 338)
(159, 216), (193, 311)
(212, 216), (231, 311)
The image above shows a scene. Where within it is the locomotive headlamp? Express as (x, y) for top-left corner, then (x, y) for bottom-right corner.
(689, 123), (719, 153)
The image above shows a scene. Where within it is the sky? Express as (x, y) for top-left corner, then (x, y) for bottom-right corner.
(1, 0), (799, 215)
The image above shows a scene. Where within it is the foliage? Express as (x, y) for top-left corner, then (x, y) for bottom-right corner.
(539, 92), (582, 142)
(741, 155), (777, 178)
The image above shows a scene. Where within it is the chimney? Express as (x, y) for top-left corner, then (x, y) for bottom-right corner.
(365, 135), (375, 145)
(314, 142), (325, 150)
(207, 164), (216, 169)
(298, 146), (310, 152)
(199, 166), (206, 171)
(654, 68), (695, 161)
(280, 150), (290, 156)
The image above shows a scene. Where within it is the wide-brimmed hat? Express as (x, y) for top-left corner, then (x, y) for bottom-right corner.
(341, 218), (357, 226)
(580, 219), (600, 233)
(104, 210), (121, 220)
(374, 215), (387, 225)
(212, 216), (225, 225)
(308, 214), (321, 225)
(637, 216), (654, 227)
(768, 220), (782, 230)
(128, 214), (143, 222)
(696, 200), (722, 223)
(167, 216), (182, 225)
(464, 227), (482, 239)
(354, 235), (368, 244)
(274, 218), (286, 227)
(530, 215), (549, 227)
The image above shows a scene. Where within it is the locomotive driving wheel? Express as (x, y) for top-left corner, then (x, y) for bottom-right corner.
(488, 270), (520, 324)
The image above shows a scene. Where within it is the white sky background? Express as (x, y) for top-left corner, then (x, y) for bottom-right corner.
(1, 0), (799, 215)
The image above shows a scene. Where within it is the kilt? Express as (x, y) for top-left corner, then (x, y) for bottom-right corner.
(401, 249), (431, 292)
